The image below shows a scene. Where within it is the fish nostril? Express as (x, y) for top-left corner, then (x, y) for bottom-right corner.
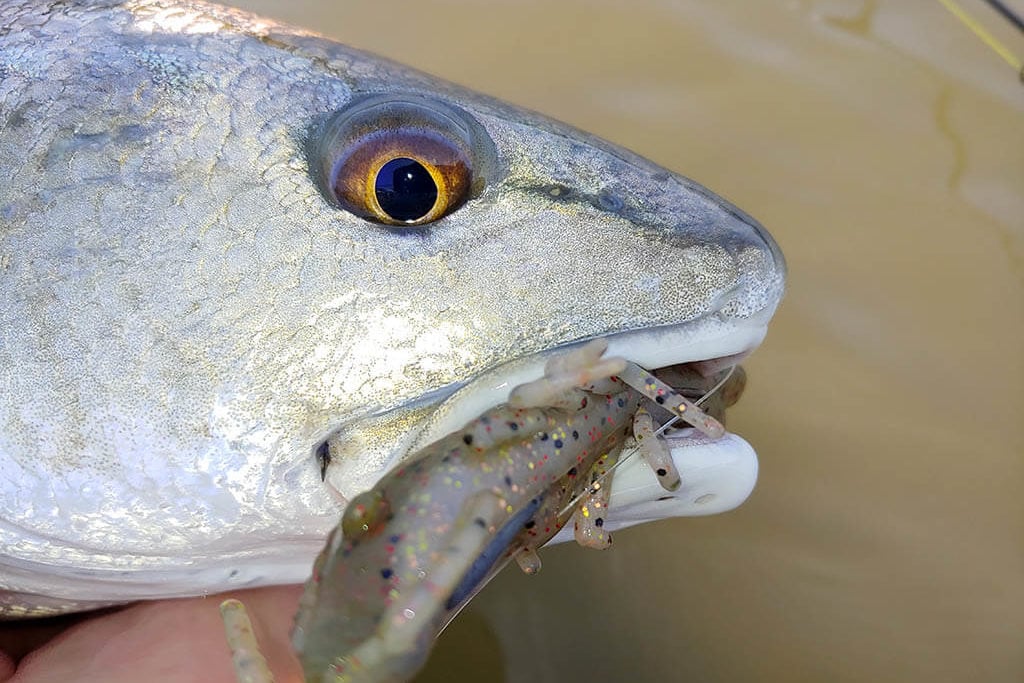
(597, 190), (624, 213)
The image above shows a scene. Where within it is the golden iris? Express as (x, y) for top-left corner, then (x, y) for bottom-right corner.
(330, 128), (472, 226)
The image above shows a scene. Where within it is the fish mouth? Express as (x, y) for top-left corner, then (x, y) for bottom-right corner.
(406, 307), (774, 456)
(319, 308), (774, 509)
(406, 310), (775, 539)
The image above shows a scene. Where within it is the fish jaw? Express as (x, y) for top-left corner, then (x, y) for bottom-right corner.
(0, 0), (784, 614)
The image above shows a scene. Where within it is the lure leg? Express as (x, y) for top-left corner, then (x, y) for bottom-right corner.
(573, 450), (618, 549)
(508, 339), (626, 410)
(617, 361), (725, 438)
(633, 407), (681, 491)
(220, 598), (275, 683)
(514, 548), (543, 574)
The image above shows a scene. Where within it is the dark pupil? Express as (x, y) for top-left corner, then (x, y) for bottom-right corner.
(374, 157), (438, 222)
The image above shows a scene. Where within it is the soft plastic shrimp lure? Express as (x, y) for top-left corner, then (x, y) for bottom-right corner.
(223, 340), (726, 682)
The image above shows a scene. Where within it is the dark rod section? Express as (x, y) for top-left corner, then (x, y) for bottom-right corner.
(982, 0), (1024, 34)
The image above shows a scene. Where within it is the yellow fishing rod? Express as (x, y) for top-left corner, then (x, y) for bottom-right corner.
(938, 0), (1024, 80)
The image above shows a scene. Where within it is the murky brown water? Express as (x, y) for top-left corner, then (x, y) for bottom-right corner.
(229, 1), (1023, 681)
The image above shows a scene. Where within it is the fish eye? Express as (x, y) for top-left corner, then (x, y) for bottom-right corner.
(332, 129), (470, 225)
(315, 95), (495, 227)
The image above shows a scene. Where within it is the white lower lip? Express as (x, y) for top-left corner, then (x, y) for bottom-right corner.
(547, 429), (759, 545)
(407, 314), (771, 457)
